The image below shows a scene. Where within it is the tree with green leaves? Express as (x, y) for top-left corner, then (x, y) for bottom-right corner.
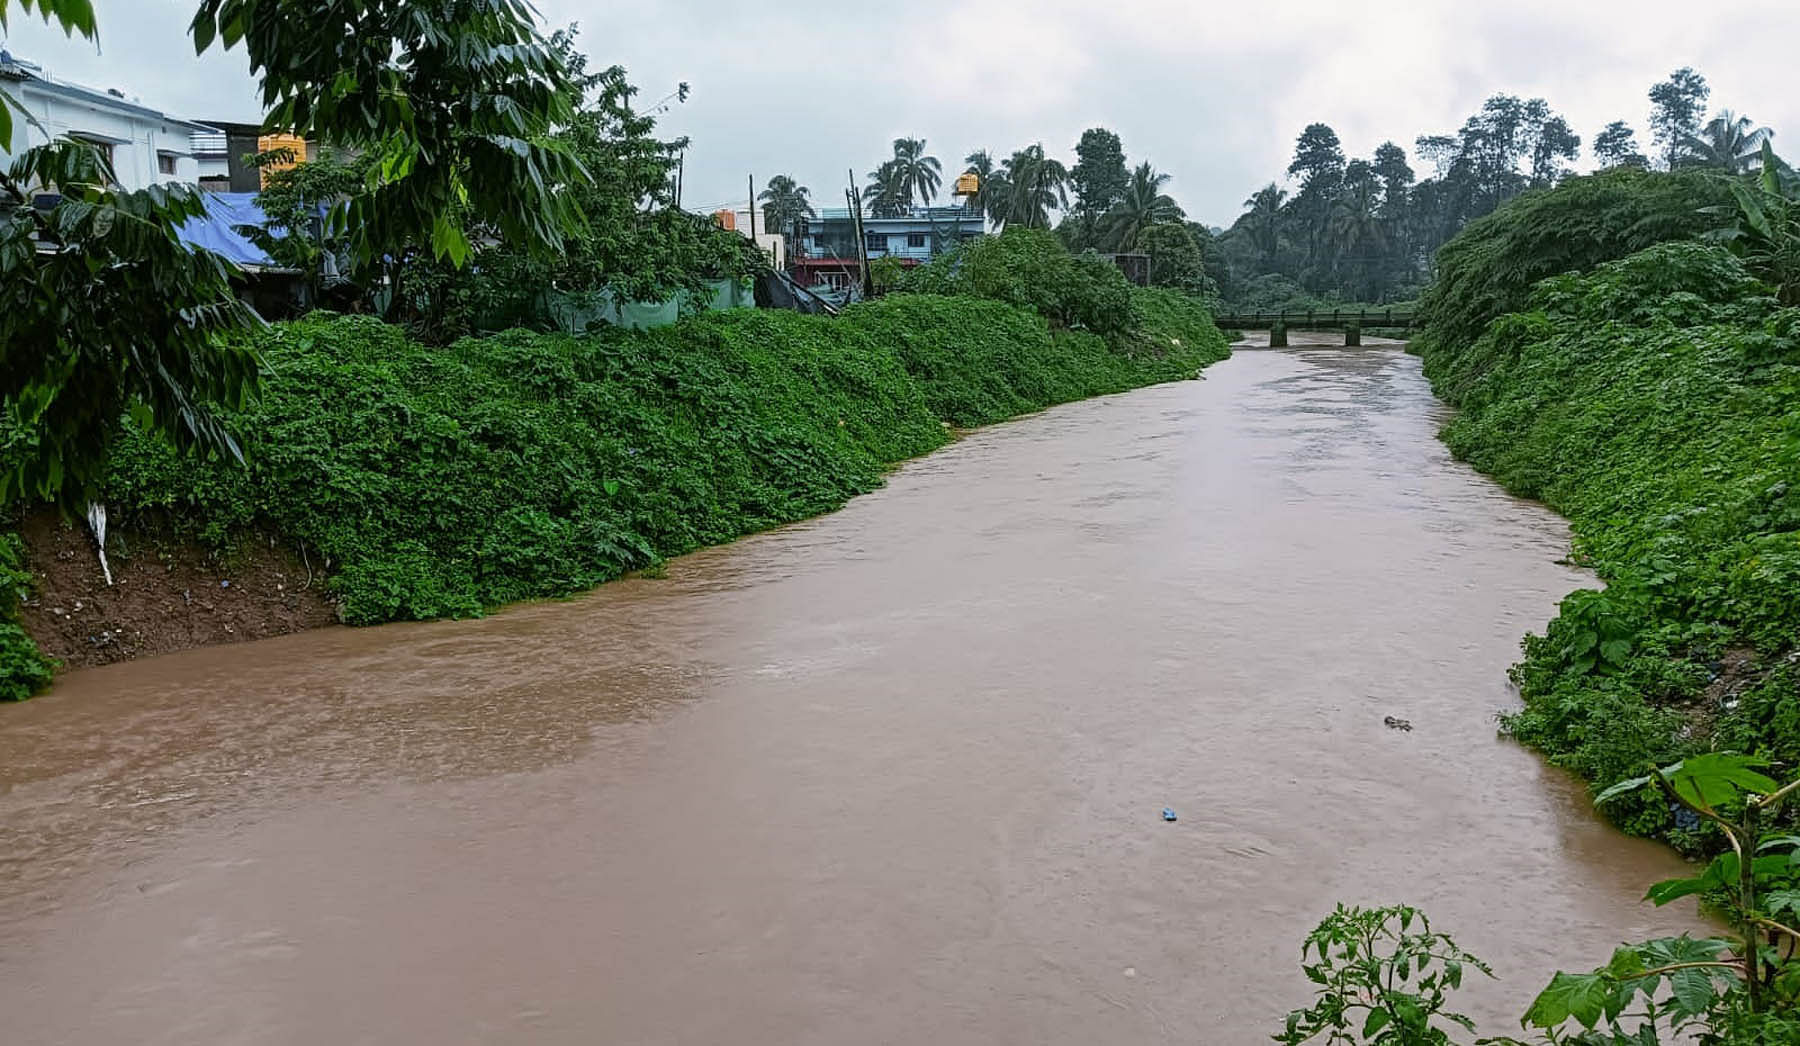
(0, 143), (261, 509)
(187, 0), (588, 268)
(1241, 183), (1287, 270)
(1136, 222), (1210, 294)
(1593, 120), (1649, 168)
(1370, 142), (1414, 210)
(1649, 67), (1711, 170)
(863, 159), (906, 218)
(962, 149), (1002, 224)
(1288, 123), (1346, 192)
(1101, 162), (1183, 251)
(1328, 160), (1386, 299)
(1070, 127), (1129, 222)
(401, 35), (748, 341)
(246, 146), (370, 301)
(864, 137), (941, 216)
(758, 174), (815, 243)
(992, 144), (1069, 231)
(888, 137), (942, 207)
(1684, 110), (1774, 174)
(0, 0), (594, 507)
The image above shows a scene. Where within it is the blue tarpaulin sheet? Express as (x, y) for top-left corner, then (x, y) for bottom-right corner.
(174, 192), (279, 268)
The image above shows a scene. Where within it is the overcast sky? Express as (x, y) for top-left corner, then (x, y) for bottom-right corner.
(5, 0), (1796, 226)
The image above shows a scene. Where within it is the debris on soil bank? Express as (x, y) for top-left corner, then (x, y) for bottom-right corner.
(14, 511), (338, 670)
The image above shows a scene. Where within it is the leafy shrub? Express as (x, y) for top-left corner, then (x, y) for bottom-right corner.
(80, 294), (1224, 631)
(904, 227), (1141, 338)
(1416, 168), (1735, 403)
(1424, 242), (1800, 841)
(0, 531), (55, 700)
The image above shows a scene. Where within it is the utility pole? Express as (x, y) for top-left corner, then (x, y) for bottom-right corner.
(848, 168), (872, 300)
(748, 174), (758, 240)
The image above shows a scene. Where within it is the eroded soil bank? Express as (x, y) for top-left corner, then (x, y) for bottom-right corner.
(13, 511), (335, 669)
(0, 345), (1698, 1045)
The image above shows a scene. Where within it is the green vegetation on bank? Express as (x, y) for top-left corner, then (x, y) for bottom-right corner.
(0, 282), (1224, 693)
(1414, 167), (1800, 847)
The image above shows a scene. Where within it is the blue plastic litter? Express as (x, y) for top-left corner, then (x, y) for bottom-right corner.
(1161, 808), (1178, 822)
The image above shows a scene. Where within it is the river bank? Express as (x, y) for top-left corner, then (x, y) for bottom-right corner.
(1, 289), (1226, 692)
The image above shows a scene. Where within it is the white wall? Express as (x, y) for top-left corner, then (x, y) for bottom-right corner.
(4, 77), (204, 191)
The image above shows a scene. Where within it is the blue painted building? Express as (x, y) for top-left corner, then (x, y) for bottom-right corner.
(792, 205), (984, 291)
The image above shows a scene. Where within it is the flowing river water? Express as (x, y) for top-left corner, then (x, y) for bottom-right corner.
(0, 338), (1700, 1044)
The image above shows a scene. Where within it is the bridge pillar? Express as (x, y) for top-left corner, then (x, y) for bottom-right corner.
(1344, 322), (1361, 347)
(1269, 322), (1288, 348)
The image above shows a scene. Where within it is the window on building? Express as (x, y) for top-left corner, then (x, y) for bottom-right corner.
(866, 232), (887, 253)
(157, 153), (178, 175)
(907, 232), (927, 249)
(71, 137), (114, 171)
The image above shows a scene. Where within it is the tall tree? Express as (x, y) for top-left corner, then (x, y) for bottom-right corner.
(1649, 67), (1711, 169)
(1593, 120), (1649, 168)
(1286, 123), (1346, 273)
(888, 136), (943, 207)
(1288, 123), (1346, 192)
(1241, 183), (1287, 270)
(1136, 222), (1210, 293)
(1102, 162), (1183, 251)
(1327, 160), (1385, 299)
(1070, 127), (1129, 220)
(993, 144), (1068, 230)
(862, 159), (907, 218)
(1370, 142), (1414, 210)
(963, 149), (1002, 224)
(759, 174), (815, 240)
(1686, 111), (1774, 174)
(1525, 104), (1581, 186)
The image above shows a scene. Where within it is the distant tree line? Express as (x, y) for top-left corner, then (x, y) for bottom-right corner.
(1210, 67), (1782, 309)
(761, 128), (1215, 296)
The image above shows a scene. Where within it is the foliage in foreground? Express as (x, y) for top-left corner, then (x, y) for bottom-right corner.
(70, 290), (1223, 633)
(1281, 756), (1800, 1044)
(1422, 242), (1800, 842)
(0, 143), (262, 511)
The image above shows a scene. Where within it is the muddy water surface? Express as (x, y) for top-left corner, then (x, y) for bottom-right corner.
(0, 341), (1698, 1044)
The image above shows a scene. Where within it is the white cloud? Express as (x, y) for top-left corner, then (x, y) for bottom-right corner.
(4, 0), (1796, 225)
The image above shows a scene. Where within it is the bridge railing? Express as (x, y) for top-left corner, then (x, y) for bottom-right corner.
(1210, 308), (1418, 330)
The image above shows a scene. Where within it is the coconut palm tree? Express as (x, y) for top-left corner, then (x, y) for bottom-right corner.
(964, 149), (1004, 224)
(1241, 183), (1286, 268)
(862, 159), (907, 218)
(889, 137), (943, 207)
(1101, 162), (1184, 251)
(1328, 173), (1385, 299)
(1685, 111), (1775, 174)
(758, 175), (815, 241)
(993, 144), (1068, 230)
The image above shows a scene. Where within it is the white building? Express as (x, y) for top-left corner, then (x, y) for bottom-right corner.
(0, 50), (215, 190)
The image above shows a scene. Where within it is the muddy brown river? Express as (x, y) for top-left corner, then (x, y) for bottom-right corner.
(0, 341), (1698, 1044)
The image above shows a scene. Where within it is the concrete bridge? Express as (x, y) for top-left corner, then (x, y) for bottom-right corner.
(1211, 308), (1417, 346)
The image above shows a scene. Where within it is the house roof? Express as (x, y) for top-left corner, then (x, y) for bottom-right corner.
(0, 50), (218, 133)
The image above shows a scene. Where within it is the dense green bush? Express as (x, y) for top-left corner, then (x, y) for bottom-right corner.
(80, 291), (1223, 633)
(1431, 242), (1800, 841)
(903, 227), (1140, 338)
(848, 289), (1223, 427)
(0, 532), (54, 701)
(1416, 168), (1734, 402)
